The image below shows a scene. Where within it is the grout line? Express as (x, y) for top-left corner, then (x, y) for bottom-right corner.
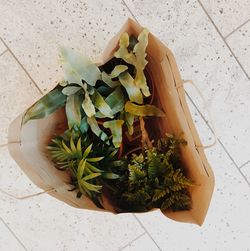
(133, 214), (162, 251)
(0, 143), (8, 148)
(197, 0), (250, 80)
(239, 160), (250, 169)
(224, 19), (250, 40)
(186, 92), (250, 188)
(0, 37), (43, 95)
(122, 0), (249, 185)
(0, 217), (28, 251)
(0, 48), (8, 57)
(218, 138), (250, 187)
(119, 232), (146, 250)
(121, 0), (139, 23)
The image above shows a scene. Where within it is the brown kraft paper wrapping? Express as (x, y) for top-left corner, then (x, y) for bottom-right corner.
(8, 18), (215, 225)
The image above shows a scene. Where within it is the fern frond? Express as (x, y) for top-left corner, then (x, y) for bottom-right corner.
(122, 189), (151, 211)
(118, 134), (193, 213)
(152, 188), (169, 202)
(147, 149), (163, 178)
(160, 194), (175, 211)
(128, 164), (146, 183)
(161, 191), (192, 211)
(172, 169), (194, 188)
(170, 191), (192, 211)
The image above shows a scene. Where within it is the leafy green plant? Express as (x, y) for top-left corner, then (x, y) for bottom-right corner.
(22, 29), (162, 149)
(47, 129), (123, 208)
(22, 87), (67, 124)
(111, 134), (194, 212)
(22, 28), (194, 213)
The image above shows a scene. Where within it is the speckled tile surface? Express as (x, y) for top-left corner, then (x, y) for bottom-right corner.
(0, 52), (41, 145)
(134, 102), (250, 251)
(0, 40), (6, 55)
(0, 0), (131, 93)
(122, 233), (159, 251)
(241, 162), (250, 183)
(0, 147), (144, 251)
(227, 20), (250, 77)
(1, 0), (250, 250)
(0, 218), (26, 251)
(199, 0), (250, 37)
(124, 0), (250, 167)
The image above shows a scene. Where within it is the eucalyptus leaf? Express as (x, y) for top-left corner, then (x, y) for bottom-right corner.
(125, 101), (165, 117)
(65, 94), (82, 129)
(103, 120), (124, 148)
(60, 47), (101, 86)
(119, 72), (143, 104)
(23, 88), (66, 124)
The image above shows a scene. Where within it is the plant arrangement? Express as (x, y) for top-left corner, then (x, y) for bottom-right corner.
(23, 28), (194, 213)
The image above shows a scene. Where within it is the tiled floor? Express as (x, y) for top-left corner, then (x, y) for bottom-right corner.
(0, 0), (249, 250)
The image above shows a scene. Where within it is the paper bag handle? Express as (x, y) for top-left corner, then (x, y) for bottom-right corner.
(176, 80), (217, 149)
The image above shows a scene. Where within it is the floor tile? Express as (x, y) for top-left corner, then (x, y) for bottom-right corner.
(133, 101), (250, 251)
(0, 147), (144, 251)
(0, 145), (41, 197)
(124, 0), (250, 167)
(199, 0), (250, 37)
(0, 39), (6, 55)
(241, 162), (250, 184)
(0, 52), (41, 145)
(122, 233), (159, 251)
(226, 20), (250, 77)
(0, 218), (26, 251)
(0, 0), (131, 92)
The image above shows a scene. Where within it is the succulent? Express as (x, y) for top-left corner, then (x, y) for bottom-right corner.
(47, 129), (122, 208)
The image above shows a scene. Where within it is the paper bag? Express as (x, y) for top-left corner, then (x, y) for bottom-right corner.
(8, 18), (214, 225)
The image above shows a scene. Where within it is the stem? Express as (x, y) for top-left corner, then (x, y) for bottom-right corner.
(139, 117), (152, 149)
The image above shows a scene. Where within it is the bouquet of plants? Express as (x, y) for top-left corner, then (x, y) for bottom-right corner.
(23, 29), (194, 213)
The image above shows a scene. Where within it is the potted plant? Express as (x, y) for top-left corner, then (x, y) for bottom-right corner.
(8, 19), (214, 225)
